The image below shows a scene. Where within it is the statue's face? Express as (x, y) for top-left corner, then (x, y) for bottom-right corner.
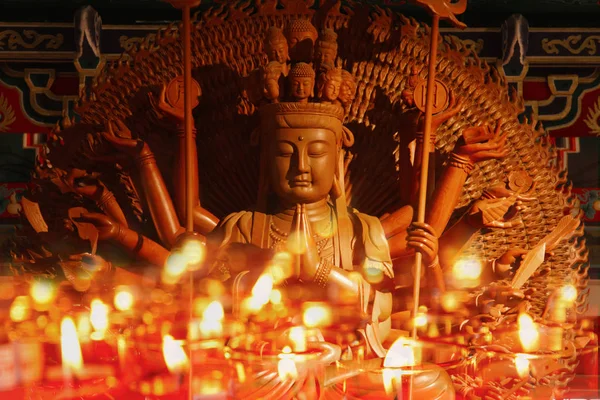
(269, 128), (338, 204)
(324, 79), (341, 101)
(290, 77), (314, 100)
(338, 82), (354, 105)
(268, 40), (288, 64)
(315, 47), (336, 67)
(265, 78), (279, 100)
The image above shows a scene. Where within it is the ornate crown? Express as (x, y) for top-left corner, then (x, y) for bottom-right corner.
(255, 19), (356, 135)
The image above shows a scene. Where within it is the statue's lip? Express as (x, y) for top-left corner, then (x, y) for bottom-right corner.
(291, 179), (311, 186)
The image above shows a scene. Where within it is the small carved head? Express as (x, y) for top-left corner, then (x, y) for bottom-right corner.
(288, 62), (315, 103)
(284, 19), (318, 62)
(339, 70), (357, 108)
(317, 67), (343, 102)
(314, 29), (338, 69)
(263, 61), (283, 102)
(264, 27), (289, 64)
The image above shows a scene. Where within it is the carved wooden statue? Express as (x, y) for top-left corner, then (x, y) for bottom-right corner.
(8, 2), (588, 397)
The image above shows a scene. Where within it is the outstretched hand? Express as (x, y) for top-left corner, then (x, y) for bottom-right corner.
(148, 84), (185, 123)
(467, 195), (526, 229)
(456, 123), (509, 163)
(73, 212), (121, 241)
(430, 90), (463, 132)
(101, 119), (145, 157)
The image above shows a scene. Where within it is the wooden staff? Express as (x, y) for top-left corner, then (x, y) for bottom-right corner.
(410, 0), (468, 339)
(165, 3), (200, 400)
(411, 13), (440, 340)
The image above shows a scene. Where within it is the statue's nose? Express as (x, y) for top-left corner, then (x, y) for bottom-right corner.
(297, 154), (309, 173)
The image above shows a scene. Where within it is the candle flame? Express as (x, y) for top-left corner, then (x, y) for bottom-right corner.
(246, 274), (273, 311)
(268, 252), (293, 284)
(162, 334), (189, 374)
(114, 286), (134, 311)
(10, 296), (31, 322)
(441, 291), (460, 312)
(269, 289), (282, 305)
(77, 313), (91, 343)
(383, 337), (416, 368)
(559, 284), (577, 303)
(277, 346), (298, 380)
(90, 299), (109, 340)
(515, 354), (530, 379)
(30, 280), (56, 305)
(303, 303), (332, 328)
(199, 300), (224, 337)
(518, 313), (540, 352)
(289, 326), (307, 353)
(382, 338), (417, 396)
(414, 306), (428, 328)
(382, 368), (403, 395)
(162, 251), (188, 284)
(452, 258), (482, 287)
(61, 317), (83, 375)
(181, 239), (206, 271)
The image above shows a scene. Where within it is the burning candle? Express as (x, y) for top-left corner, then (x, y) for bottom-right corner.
(325, 337), (457, 399)
(90, 299), (109, 341)
(60, 317), (83, 383)
(114, 286), (135, 312)
(277, 346), (298, 380)
(518, 313), (540, 353)
(198, 301), (224, 339)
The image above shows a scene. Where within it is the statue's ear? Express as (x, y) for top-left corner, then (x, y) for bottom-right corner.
(342, 126), (355, 147)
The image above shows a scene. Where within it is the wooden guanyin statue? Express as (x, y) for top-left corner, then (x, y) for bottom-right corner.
(8, 1), (589, 396)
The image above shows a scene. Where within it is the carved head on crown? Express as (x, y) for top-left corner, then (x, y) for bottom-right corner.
(264, 27), (289, 65)
(284, 19), (319, 63)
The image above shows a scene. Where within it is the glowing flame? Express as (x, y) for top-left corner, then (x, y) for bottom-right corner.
(114, 286), (134, 311)
(268, 252), (293, 284)
(382, 338), (417, 395)
(277, 346), (298, 380)
(303, 303), (332, 328)
(162, 335), (189, 374)
(162, 251), (188, 284)
(515, 354), (530, 379)
(289, 326), (307, 353)
(383, 338), (416, 368)
(452, 258), (482, 287)
(269, 289), (282, 305)
(77, 314), (91, 343)
(181, 239), (206, 271)
(61, 317), (83, 376)
(441, 292), (460, 312)
(10, 296), (31, 322)
(382, 368), (403, 395)
(247, 274), (273, 311)
(30, 280), (56, 305)
(90, 299), (109, 340)
(414, 306), (428, 328)
(559, 285), (577, 303)
(518, 313), (540, 352)
(199, 300), (224, 337)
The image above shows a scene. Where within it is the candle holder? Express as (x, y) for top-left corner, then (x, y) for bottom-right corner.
(224, 329), (341, 399)
(322, 339), (463, 400)
(468, 323), (579, 399)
